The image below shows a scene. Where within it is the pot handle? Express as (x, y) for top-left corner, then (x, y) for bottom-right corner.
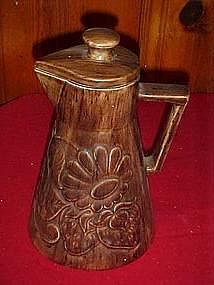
(138, 82), (189, 173)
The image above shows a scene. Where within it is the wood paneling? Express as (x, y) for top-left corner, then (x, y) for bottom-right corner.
(0, 14), (5, 102)
(0, 0), (213, 104)
(139, 0), (214, 93)
(0, 0), (141, 104)
(0, 0), (84, 104)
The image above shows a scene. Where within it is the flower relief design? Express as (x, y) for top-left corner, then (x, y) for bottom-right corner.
(35, 143), (142, 256)
(61, 145), (132, 212)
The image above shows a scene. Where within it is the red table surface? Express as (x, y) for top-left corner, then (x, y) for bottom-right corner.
(0, 93), (213, 285)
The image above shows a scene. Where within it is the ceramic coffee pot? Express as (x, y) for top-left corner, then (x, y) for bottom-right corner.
(29, 28), (189, 270)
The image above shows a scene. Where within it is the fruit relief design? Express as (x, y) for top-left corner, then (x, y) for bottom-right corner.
(33, 137), (143, 256)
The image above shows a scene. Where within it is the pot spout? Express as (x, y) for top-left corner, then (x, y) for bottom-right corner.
(35, 67), (64, 106)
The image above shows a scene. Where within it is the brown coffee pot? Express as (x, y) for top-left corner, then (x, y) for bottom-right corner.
(29, 28), (189, 270)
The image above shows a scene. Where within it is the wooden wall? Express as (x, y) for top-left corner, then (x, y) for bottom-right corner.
(0, 0), (213, 104)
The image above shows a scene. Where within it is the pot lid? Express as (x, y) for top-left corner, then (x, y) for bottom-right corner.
(35, 28), (140, 90)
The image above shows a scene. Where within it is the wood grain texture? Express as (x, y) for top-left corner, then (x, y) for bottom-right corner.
(1, 0), (84, 104)
(28, 28), (189, 269)
(138, 82), (189, 173)
(29, 82), (153, 270)
(0, 12), (5, 103)
(0, 0), (141, 104)
(139, 0), (214, 93)
(83, 28), (120, 61)
(0, 0), (213, 104)
(34, 40), (139, 90)
(83, 27), (120, 49)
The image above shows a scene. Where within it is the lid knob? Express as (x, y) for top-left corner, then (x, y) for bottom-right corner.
(83, 28), (120, 61)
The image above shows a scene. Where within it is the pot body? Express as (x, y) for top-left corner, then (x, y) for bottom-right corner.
(29, 82), (153, 270)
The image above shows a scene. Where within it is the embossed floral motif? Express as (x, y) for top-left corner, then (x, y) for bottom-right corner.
(34, 141), (143, 256)
(59, 200), (141, 255)
(96, 201), (141, 249)
(61, 145), (132, 212)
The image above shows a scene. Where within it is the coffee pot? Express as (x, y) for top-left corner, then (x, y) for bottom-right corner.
(29, 28), (189, 270)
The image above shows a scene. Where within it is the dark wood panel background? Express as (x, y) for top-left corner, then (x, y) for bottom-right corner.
(0, 0), (213, 104)
(140, 0), (214, 93)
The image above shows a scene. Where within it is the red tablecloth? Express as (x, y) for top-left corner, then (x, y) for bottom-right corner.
(0, 93), (213, 285)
